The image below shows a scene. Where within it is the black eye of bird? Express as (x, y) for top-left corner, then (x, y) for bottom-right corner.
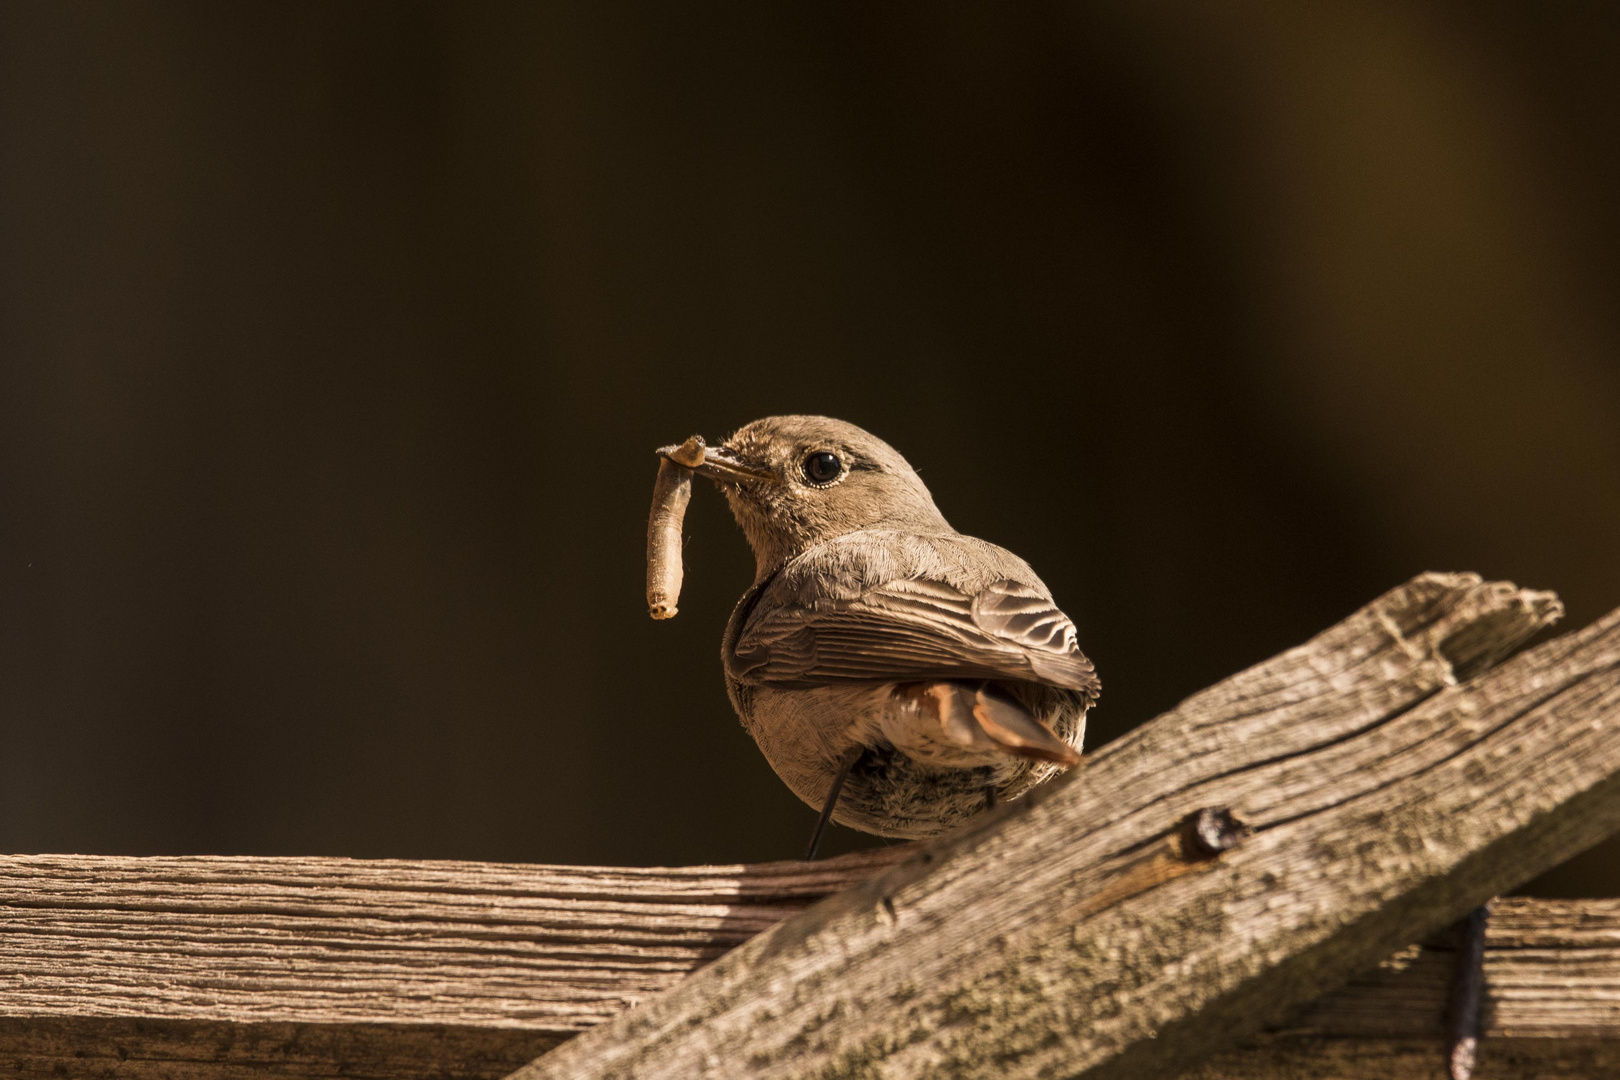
(802, 450), (843, 484)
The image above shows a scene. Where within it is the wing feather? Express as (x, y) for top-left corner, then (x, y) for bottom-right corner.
(730, 576), (1099, 698)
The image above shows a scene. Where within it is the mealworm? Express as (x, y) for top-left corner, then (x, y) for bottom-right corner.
(646, 436), (705, 619)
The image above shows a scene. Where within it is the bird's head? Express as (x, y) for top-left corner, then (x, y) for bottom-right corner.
(660, 415), (951, 579)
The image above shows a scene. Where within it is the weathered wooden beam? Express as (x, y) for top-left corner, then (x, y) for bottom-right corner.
(6, 855), (1620, 1078)
(512, 573), (1620, 1080)
(1189, 898), (1620, 1079)
(0, 849), (903, 1079)
(9, 574), (1620, 1080)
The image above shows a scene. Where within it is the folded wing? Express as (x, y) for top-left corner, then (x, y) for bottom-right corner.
(730, 576), (1100, 699)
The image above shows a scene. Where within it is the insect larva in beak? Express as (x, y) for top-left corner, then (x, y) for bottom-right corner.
(646, 458), (692, 619)
(647, 445), (701, 619)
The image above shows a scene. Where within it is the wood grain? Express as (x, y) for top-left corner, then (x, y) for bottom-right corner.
(514, 572), (1620, 1080)
(6, 861), (1620, 1078)
(0, 849), (905, 1078)
(10, 573), (1620, 1080)
(1185, 899), (1620, 1080)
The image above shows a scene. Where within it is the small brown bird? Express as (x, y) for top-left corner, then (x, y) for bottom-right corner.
(661, 415), (1099, 853)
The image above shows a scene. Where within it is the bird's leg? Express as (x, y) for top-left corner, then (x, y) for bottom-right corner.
(805, 746), (865, 861)
(983, 783), (998, 811)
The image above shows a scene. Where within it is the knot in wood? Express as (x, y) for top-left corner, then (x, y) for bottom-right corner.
(1183, 806), (1246, 858)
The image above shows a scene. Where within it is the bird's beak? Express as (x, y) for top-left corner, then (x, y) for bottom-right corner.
(655, 440), (774, 484)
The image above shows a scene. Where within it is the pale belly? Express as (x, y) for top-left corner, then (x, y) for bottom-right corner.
(738, 681), (1086, 839)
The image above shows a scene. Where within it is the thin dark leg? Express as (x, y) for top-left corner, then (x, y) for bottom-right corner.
(1446, 901), (1492, 1080)
(984, 783), (998, 811)
(805, 747), (864, 861)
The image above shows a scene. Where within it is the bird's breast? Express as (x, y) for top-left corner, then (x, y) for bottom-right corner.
(735, 683), (893, 808)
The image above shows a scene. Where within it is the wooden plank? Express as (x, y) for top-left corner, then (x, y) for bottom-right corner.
(1186, 898), (1620, 1080)
(6, 861), (1620, 1078)
(1190, 1037), (1620, 1080)
(0, 849), (905, 1078)
(511, 572), (1620, 1080)
(1288, 899), (1620, 1042)
(10, 573), (1620, 1079)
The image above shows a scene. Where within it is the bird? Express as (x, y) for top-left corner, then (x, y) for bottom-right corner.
(662, 415), (1099, 855)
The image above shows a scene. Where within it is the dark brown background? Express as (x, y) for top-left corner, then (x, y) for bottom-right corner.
(2, 2), (1617, 892)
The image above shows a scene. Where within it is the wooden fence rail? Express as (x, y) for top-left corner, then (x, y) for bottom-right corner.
(6, 857), (1620, 1079)
(6, 855), (1620, 1079)
(5, 574), (1620, 1079)
(0, 848), (901, 1078)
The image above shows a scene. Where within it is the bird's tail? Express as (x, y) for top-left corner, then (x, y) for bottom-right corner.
(969, 685), (1081, 767)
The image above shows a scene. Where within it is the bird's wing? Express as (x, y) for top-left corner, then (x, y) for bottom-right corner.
(729, 576), (1099, 697)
